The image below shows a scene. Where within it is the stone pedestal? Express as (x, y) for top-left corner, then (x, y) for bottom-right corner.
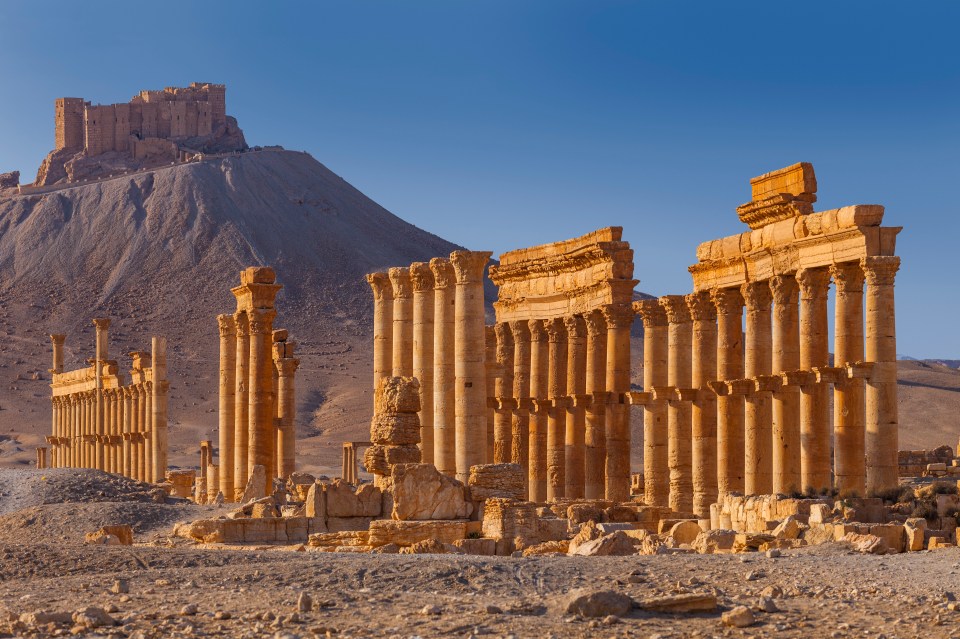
(742, 281), (773, 495)
(583, 310), (607, 500)
(797, 267), (831, 492)
(429, 258), (457, 476)
(832, 262), (866, 494)
(713, 287), (745, 495)
(687, 292), (717, 520)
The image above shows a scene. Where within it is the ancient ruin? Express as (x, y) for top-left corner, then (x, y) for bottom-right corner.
(46, 319), (168, 482)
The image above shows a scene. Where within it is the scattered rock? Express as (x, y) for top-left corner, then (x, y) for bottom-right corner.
(297, 592), (312, 613)
(420, 605), (442, 615)
(721, 605), (756, 628)
(110, 579), (129, 594)
(180, 604), (198, 616)
(635, 593), (718, 613)
(560, 589), (633, 618)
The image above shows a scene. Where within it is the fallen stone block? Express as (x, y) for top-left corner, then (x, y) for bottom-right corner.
(453, 538), (496, 556)
(635, 593), (718, 613)
(560, 589), (633, 618)
(842, 532), (889, 554)
(85, 525), (133, 546)
(368, 519), (468, 547)
(668, 520), (702, 545)
(521, 540), (569, 556)
(326, 479), (382, 517)
(468, 463), (525, 501)
(569, 531), (637, 557)
(692, 529), (736, 554)
(392, 463), (472, 520)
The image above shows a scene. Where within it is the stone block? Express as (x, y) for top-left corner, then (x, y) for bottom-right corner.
(773, 516), (801, 540)
(668, 520), (702, 545)
(843, 532), (889, 554)
(868, 523), (906, 553)
(363, 445), (388, 476)
(567, 503), (603, 529)
(326, 517), (374, 533)
(537, 517), (569, 541)
(371, 413), (421, 446)
(383, 445), (422, 466)
(374, 376), (421, 414)
(936, 494), (960, 517)
(308, 530), (369, 548)
(904, 518), (926, 551)
(391, 463), (471, 520)
(251, 503), (277, 518)
(569, 530), (637, 556)
(305, 482), (326, 520)
(521, 540), (569, 556)
(326, 479), (382, 517)
(453, 538), (496, 556)
(285, 517), (309, 543)
(239, 465), (267, 503)
(692, 529), (736, 554)
(368, 519), (467, 547)
(482, 498), (539, 542)
(604, 505), (638, 523)
(467, 463), (525, 500)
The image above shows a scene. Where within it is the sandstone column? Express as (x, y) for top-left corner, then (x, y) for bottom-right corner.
(832, 262), (866, 494)
(105, 391), (115, 473)
(494, 323), (515, 464)
(144, 383), (153, 482)
(217, 314), (237, 501)
(770, 274), (801, 494)
(248, 308), (277, 494)
(275, 353), (299, 479)
(713, 287), (745, 495)
(687, 292), (717, 520)
(388, 267), (414, 377)
(451, 250), (491, 483)
(545, 318), (568, 501)
(123, 387), (132, 478)
(410, 262), (436, 464)
(661, 295), (693, 513)
(528, 319), (549, 502)
(863, 256), (900, 493)
(742, 281), (773, 495)
(602, 304), (633, 502)
(564, 315), (587, 499)
(50, 334), (65, 374)
(137, 385), (147, 481)
(485, 326), (497, 462)
(366, 273), (394, 386)
(583, 310), (607, 500)
(635, 300), (669, 507)
(151, 337), (168, 483)
(232, 314), (250, 497)
(797, 267), (831, 493)
(429, 258), (456, 476)
(49, 335), (65, 467)
(93, 318), (110, 471)
(509, 320), (531, 490)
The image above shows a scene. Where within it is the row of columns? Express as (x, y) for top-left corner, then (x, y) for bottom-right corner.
(638, 257), (900, 518)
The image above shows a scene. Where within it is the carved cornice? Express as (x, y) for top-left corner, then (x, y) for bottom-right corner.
(830, 261), (865, 294)
(796, 267), (831, 300)
(685, 292), (716, 322)
(450, 250), (492, 284)
(366, 272), (393, 301)
(633, 299), (667, 327)
(711, 288), (744, 316)
(861, 256), (900, 287)
(388, 267), (413, 299)
(409, 262), (434, 293)
(275, 358), (300, 376)
(741, 281), (773, 311)
(659, 295), (691, 324)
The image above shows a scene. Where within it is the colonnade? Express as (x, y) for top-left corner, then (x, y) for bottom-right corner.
(638, 257), (901, 519)
(217, 267), (299, 501)
(47, 320), (168, 483)
(341, 441), (370, 484)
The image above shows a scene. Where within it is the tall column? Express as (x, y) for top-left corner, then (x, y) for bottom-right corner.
(661, 295), (693, 513)
(50, 334), (65, 374)
(509, 320), (531, 491)
(68, 396), (76, 467)
(152, 337), (168, 483)
(106, 391), (115, 473)
(93, 318), (110, 471)
(485, 327), (497, 463)
(863, 256), (900, 493)
(602, 304), (633, 502)
(410, 262), (436, 465)
(216, 314), (237, 500)
(248, 308), (277, 494)
(429, 258), (457, 476)
(388, 267), (414, 377)
(275, 355), (299, 479)
(233, 313), (250, 497)
(528, 319), (549, 502)
(366, 273), (394, 386)
(123, 388), (132, 478)
(545, 318), (568, 501)
(583, 310), (608, 500)
(635, 300), (668, 506)
(50, 334), (65, 467)
(832, 262), (866, 494)
(687, 293), (717, 520)
(797, 267), (831, 493)
(713, 287), (745, 495)
(451, 250), (491, 483)
(564, 315), (586, 499)
(144, 384), (153, 482)
(137, 385), (146, 481)
(742, 281), (773, 495)
(770, 275), (801, 494)
(494, 323), (515, 464)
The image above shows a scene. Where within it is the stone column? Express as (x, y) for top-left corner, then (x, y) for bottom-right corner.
(451, 250), (491, 483)
(207, 465), (219, 503)
(388, 267), (414, 377)
(602, 304), (633, 502)
(494, 323), (515, 464)
(564, 315), (587, 499)
(366, 273), (394, 386)
(152, 337), (168, 484)
(50, 334), (65, 374)
(93, 318), (110, 471)
(687, 292), (717, 520)
(635, 300), (669, 506)
(583, 310), (607, 500)
(429, 258), (457, 476)
(107, 391), (117, 473)
(528, 319), (549, 502)
(509, 320), (531, 489)
(137, 385), (146, 481)
(545, 318), (568, 501)
(144, 383), (153, 482)
(863, 256), (900, 493)
(832, 262), (866, 494)
(485, 327), (497, 463)
(234, 313), (250, 498)
(661, 295), (693, 513)
(410, 262), (435, 464)
(770, 275), (801, 494)
(217, 314), (237, 501)
(275, 355), (299, 479)
(713, 287), (745, 495)
(797, 267), (831, 493)
(248, 308), (277, 494)
(742, 281), (774, 495)
(123, 388), (132, 478)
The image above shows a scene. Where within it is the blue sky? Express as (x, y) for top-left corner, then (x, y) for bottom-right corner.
(0, 1), (957, 358)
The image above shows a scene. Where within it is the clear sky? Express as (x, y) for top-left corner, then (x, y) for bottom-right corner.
(0, 1), (957, 358)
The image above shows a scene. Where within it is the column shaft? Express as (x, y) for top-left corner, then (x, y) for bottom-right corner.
(687, 293), (718, 520)
(410, 263), (436, 465)
(583, 311), (607, 500)
(485, 327), (497, 463)
(234, 314), (250, 498)
(152, 337), (168, 483)
(217, 315), (237, 501)
(388, 268), (414, 377)
(276, 357), (299, 479)
(248, 309), (277, 494)
(661, 296), (693, 513)
(771, 275), (801, 494)
(832, 262), (866, 494)
(602, 304), (633, 502)
(509, 320), (532, 495)
(546, 318), (568, 501)
(430, 258), (457, 476)
(564, 315), (586, 499)
(742, 281), (773, 495)
(366, 273), (394, 385)
(494, 323), (515, 464)
(123, 390), (132, 478)
(713, 288), (745, 495)
(528, 320), (549, 502)
(798, 267), (831, 492)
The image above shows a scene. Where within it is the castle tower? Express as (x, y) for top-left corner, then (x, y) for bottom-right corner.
(55, 98), (85, 150)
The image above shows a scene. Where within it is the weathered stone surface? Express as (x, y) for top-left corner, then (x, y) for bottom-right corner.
(363, 445), (388, 476)
(468, 463), (525, 501)
(537, 517), (570, 542)
(721, 605), (756, 628)
(326, 516), (375, 533)
(384, 445), (422, 466)
(370, 413), (421, 446)
(483, 498), (539, 542)
(400, 538), (452, 554)
(251, 502), (277, 518)
(773, 516), (801, 540)
(560, 589), (633, 618)
(567, 503), (604, 529)
(521, 540), (569, 556)
(567, 520), (602, 554)
(85, 525), (133, 546)
(240, 465), (267, 503)
(307, 530), (369, 548)
(368, 519), (467, 547)
(326, 479), (382, 517)
(454, 538), (497, 556)
(604, 505), (638, 523)
(843, 532), (889, 554)
(374, 376), (421, 414)
(305, 482), (326, 521)
(905, 517), (927, 551)
(636, 593), (718, 613)
(668, 520), (702, 545)
(691, 529), (736, 554)
(391, 463), (471, 520)
(569, 531), (636, 557)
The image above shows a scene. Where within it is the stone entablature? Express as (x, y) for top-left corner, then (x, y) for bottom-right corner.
(490, 227), (635, 321)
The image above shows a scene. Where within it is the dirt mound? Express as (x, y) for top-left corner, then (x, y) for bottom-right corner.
(0, 469), (162, 515)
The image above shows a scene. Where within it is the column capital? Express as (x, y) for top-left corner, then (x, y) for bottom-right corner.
(528, 318), (548, 341)
(545, 317), (567, 343)
(769, 274), (799, 305)
(633, 299), (667, 327)
(217, 313), (236, 336)
(584, 309), (607, 336)
(796, 267), (831, 300)
(428, 257), (456, 289)
(741, 280), (773, 311)
(50, 334), (65, 346)
(711, 287), (744, 315)
(508, 319), (531, 342)
(450, 250), (492, 284)
(92, 318), (111, 331)
(275, 358), (300, 377)
(387, 267), (413, 298)
(366, 272), (394, 301)
(409, 262), (435, 292)
(563, 315), (586, 339)
(830, 261), (865, 293)
(600, 303), (635, 329)
(247, 308), (277, 334)
(659, 295), (691, 324)
(861, 256), (900, 287)
(685, 292), (716, 322)
(233, 312), (250, 337)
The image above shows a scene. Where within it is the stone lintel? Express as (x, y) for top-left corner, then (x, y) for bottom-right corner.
(754, 374), (783, 393)
(847, 362), (875, 379)
(627, 391), (652, 405)
(813, 366), (847, 385)
(652, 386), (675, 402)
(673, 388), (699, 402)
(725, 379), (755, 396)
(780, 370), (816, 387)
